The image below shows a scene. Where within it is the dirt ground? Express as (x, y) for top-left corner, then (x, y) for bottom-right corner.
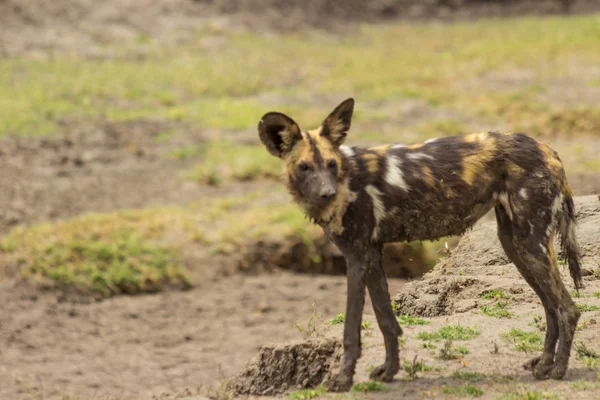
(229, 196), (600, 400)
(2, 2), (600, 400)
(3, 0), (600, 56)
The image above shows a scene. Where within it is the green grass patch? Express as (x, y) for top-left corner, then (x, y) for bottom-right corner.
(594, 292), (600, 298)
(498, 389), (559, 400)
(397, 314), (430, 325)
(417, 325), (480, 341)
(330, 313), (345, 325)
(441, 384), (484, 397)
(571, 290), (584, 298)
(288, 385), (326, 400)
(479, 301), (514, 318)
(351, 380), (388, 393)
(438, 339), (469, 360)
(3, 15), (600, 137)
(501, 329), (543, 353)
(182, 140), (282, 185)
(451, 371), (487, 382)
(0, 212), (191, 296)
(481, 289), (509, 299)
(402, 356), (441, 379)
(576, 303), (599, 312)
(361, 321), (372, 329)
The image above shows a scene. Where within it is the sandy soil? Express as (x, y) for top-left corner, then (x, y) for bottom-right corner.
(230, 196), (600, 400)
(1, 2), (600, 400)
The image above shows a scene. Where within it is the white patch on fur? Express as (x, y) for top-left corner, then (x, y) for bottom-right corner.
(493, 192), (513, 220)
(540, 244), (548, 255)
(407, 152), (434, 161)
(534, 171), (545, 178)
(519, 188), (528, 199)
(339, 145), (355, 158)
(391, 144), (406, 149)
(366, 185), (386, 241)
(551, 193), (564, 216)
(424, 138), (439, 144)
(384, 156), (409, 191)
(528, 221), (535, 236)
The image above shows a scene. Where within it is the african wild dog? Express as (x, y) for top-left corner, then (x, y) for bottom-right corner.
(258, 98), (582, 391)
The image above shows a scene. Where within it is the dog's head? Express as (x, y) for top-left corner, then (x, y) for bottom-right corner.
(258, 98), (354, 210)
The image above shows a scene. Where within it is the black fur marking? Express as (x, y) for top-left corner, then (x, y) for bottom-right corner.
(306, 132), (325, 167)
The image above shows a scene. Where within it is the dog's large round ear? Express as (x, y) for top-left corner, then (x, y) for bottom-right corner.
(258, 112), (302, 158)
(320, 98), (354, 147)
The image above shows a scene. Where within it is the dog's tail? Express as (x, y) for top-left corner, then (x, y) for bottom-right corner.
(558, 187), (583, 290)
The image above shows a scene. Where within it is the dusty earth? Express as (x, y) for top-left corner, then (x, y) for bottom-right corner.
(3, 0), (600, 56)
(230, 196), (600, 400)
(1, 1), (600, 400)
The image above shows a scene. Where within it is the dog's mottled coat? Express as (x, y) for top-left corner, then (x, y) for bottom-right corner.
(258, 98), (582, 391)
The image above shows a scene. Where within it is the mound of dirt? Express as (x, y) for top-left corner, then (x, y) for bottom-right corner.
(393, 195), (600, 317)
(229, 338), (342, 396)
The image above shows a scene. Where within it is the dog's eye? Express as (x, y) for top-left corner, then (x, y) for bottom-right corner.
(298, 162), (310, 171)
(327, 159), (337, 169)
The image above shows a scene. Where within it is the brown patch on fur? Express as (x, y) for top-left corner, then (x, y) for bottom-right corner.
(461, 133), (497, 186)
(539, 142), (564, 173)
(369, 145), (389, 154)
(322, 179), (358, 235)
(421, 166), (436, 187)
(360, 153), (380, 174)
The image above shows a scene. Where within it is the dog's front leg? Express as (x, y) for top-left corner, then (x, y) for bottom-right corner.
(325, 253), (368, 392)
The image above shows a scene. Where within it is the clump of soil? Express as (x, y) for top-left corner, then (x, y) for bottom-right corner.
(229, 338), (342, 396)
(393, 195), (600, 317)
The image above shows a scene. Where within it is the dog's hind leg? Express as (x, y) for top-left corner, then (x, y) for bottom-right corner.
(495, 205), (558, 378)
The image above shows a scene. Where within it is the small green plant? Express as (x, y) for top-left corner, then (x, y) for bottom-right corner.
(577, 303), (599, 312)
(397, 314), (430, 325)
(361, 321), (372, 329)
(481, 289), (509, 299)
(351, 380), (388, 392)
(293, 303), (322, 338)
(288, 386), (326, 400)
(479, 301), (514, 318)
(391, 302), (400, 313)
(438, 339), (470, 360)
(451, 371), (486, 382)
(570, 379), (600, 390)
(594, 292), (600, 298)
(571, 290), (584, 298)
(417, 325), (480, 341)
(501, 329), (543, 353)
(581, 357), (599, 369)
(402, 356), (440, 379)
(441, 384), (484, 397)
(330, 313), (345, 325)
(498, 389), (559, 400)
(575, 342), (600, 359)
(530, 315), (546, 331)
(398, 335), (407, 349)
(575, 342), (600, 369)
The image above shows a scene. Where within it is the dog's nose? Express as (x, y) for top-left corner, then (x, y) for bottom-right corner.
(320, 188), (336, 200)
